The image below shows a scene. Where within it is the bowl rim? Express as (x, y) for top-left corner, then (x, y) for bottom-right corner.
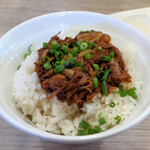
(0, 11), (150, 143)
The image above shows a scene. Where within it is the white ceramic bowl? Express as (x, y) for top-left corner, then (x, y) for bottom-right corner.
(0, 11), (150, 144)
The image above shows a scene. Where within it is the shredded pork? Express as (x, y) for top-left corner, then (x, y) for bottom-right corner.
(35, 30), (131, 108)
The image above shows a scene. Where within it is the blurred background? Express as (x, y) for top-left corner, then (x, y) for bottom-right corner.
(0, 0), (150, 150)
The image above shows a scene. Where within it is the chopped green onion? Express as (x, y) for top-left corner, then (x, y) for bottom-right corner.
(69, 60), (76, 67)
(101, 80), (108, 96)
(28, 44), (32, 54)
(80, 42), (88, 50)
(52, 62), (56, 68)
(72, 40), (77, 47)
(44, 61), (51, 70)
(41, 56), (49, 63)
(102, 56), (111, 62)
(110, 102), (115, 108)
(118, 85), (127, 97)
(71, 47), (78, 56)
(51, 40), (58, 50)
(87, 30), (92, 34)
(114, 115), (121, 124)
(78, 130), (86, 136)
(79, 120), (90, 129)
(93, 126), (101, 133)
(98, 112), (103, 118)
(68, 52), (73, 58)
(64, 61), (70, 68)
(92, 77), (98, 89)
(100, 69), (110, 81)
(87, 128), (94, 135)
(54, 64), (65, 74)
(84, 53), (92, 60)
(98, 117), (106, 125)
(98, 47), (102, 51)
(80, 31), (84, 33)
(93, 64), (100, 71)
(17, 65), (21, 70)
(88, 43), (95, 49)
(114, 85), (138, 99)
(78, 61), (84, 72)
(57, 50), (64, 58)
(127, 87), (138, 99)
(110, 51), (114, 58)
(24, 53), (29, 59)
(49, 49), (55, 55)
(61, 59), (65, 65)
(76, 41), (80, 47)
(55, 61), (61, 67)
(62, 42), (69, 46)
(43, 42), (48, 47)
(62, 45), (69, 53)
(54, 51), (60, 60)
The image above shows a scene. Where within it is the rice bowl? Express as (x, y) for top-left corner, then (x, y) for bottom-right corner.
(1, 11), (149, 143)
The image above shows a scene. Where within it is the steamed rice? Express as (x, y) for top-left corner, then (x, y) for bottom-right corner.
(12, 49), (142, 136)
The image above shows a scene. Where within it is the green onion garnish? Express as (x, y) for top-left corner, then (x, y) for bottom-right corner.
(88, 43), (95, 49)
(110, 51), (114, 58)
(71, 47), (78, 56)
(51, 40), (58, 50)
(54, 64), (65, 74)
(68, 52), (73, 58)
(62, 42), (69, 46)
(43, 42), (48, 47)
(114, 115), (121, 124)
(78, 61), (84, 72)
(44, 61), (51, 70)
(69, 60), (76, 67)
(87, 128), (94, 135)
(114, 85), (138, 99)
(98, 112), (103, 118)
(92, 77), (98, 89)
(28, 44), (32, 54)
(78, 130), (86, 136)
(24, 53), (29, 59)
(80, 31), (84, 33)
(93, 126), (101, 133)
(100, 69), (110, 81)
(87, 30), (92, 34)
(49, 49), (55, 55)
(17, 65), (21, 70)
(55, 61), (61, 67)
(79, 120), (90, 129)
(41, 56), (49, 63)
(84, 53), (92, 60)
(98, 117), (106, 125)
(101, 80), (108, 96)
(102, 55), (111, 62)
(41, 56), (51, 70)
(57, 50), (64, 58)
(77, 120), (102, 136)
(54, 51), (60, 60)
(62, 45), (69, 53)
(93, 64), (100, 71)
(64, 61), (70, 68)
(61, 59), (65, 65)
(80, 42), (88, 50)
(98, 47), (102, 51)
(110, 102), (115, 108)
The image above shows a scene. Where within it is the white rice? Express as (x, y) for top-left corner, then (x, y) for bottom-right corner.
(12, 49), (142, 136)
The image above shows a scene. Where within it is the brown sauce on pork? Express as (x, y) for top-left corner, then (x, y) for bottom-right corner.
(35, 30), (131, 108)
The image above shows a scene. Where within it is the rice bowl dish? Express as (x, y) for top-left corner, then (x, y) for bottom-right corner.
(0, 11), (150, 143)
(12, 30), (142, 136)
